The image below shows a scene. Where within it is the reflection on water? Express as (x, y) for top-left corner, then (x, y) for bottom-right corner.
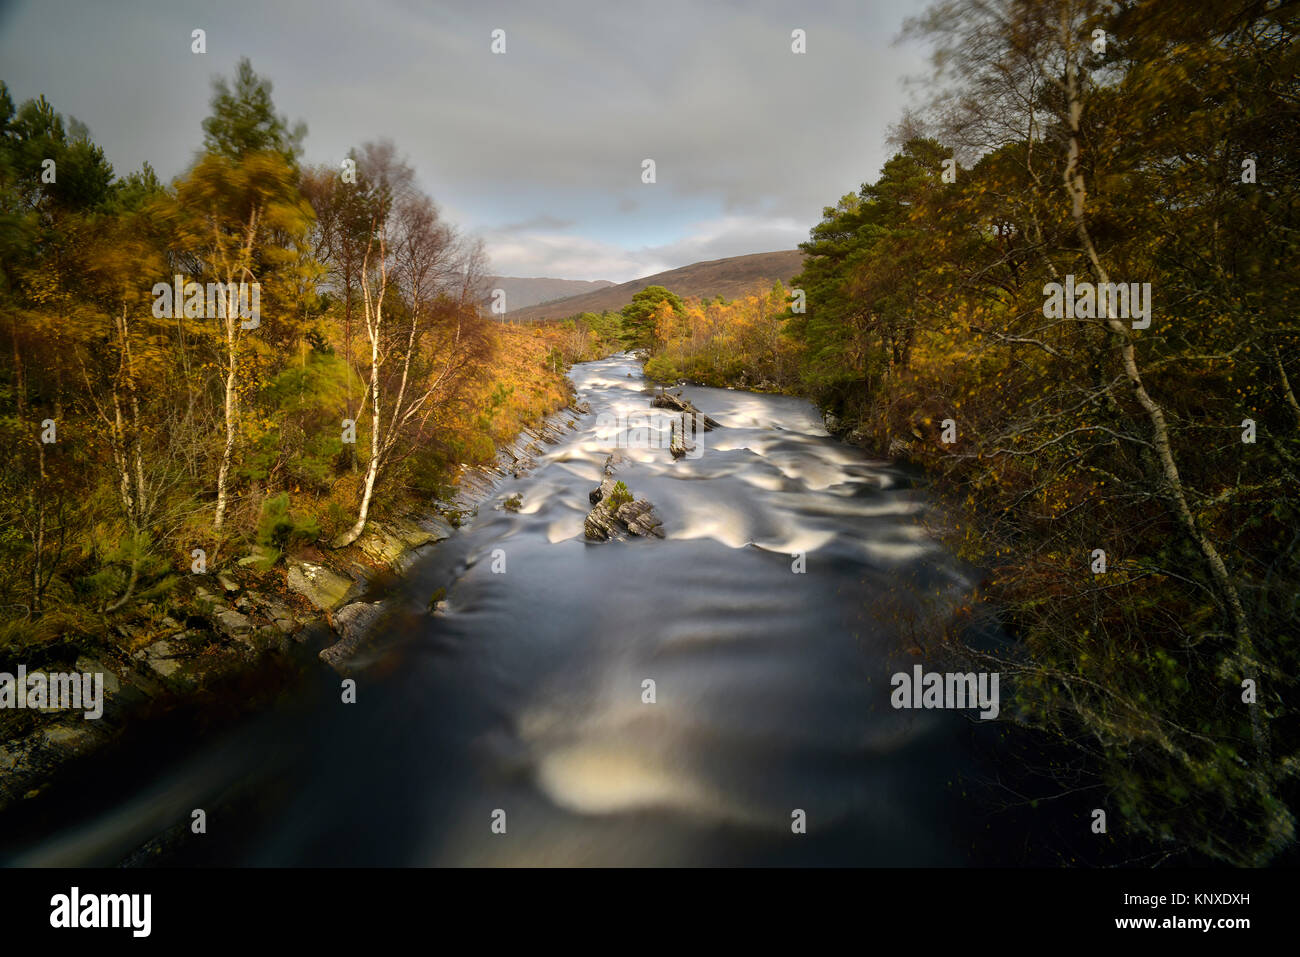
(12, 354), (990, 867)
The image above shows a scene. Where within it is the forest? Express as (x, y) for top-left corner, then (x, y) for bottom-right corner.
(0, 59), (618, 653)
(634, 0), (1298, 865)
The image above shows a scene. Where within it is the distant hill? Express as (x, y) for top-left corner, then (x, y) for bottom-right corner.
(482, 276), (616, 312)
(504, 249), (805, 321)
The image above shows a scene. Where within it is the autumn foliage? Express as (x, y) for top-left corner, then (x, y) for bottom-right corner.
(786, 0), (1298, 864)
(0, 61), (579, 647)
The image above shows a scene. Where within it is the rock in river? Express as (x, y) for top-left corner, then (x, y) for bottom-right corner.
(651, 389), (721, 430)
(584, 469), (664, 541)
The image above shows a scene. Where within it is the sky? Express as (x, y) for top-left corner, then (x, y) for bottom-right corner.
(0, 0), (935, 282)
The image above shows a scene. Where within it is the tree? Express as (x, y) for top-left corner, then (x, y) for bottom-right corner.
(75, 206), (182, 611)
(301, 151), (387, 464)
(788, 138), (950, 417)
(0, 85), (117, 617)
(201, 58), (305, 167)
(890, 0), (1300, 864)
(621, 285), (684, 349)
(331, 144), (488, 547)
(169, 60), (314, 542)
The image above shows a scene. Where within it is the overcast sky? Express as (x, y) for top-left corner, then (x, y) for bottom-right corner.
(0, 0), (934, 282)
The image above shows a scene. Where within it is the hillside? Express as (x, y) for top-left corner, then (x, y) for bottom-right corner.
(505, 249), (805, 321)
(483, 276), (616, 312)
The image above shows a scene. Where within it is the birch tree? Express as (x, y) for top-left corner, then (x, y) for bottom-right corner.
(171, 152), (312, 539)
(331, 146), (487, 547)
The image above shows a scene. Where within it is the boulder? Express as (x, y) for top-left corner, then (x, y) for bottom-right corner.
(212, 607), (253, 640)
(73, 656), (122, 697)
(286, 560), (354, 612)
(355, 520), (437, 569)
(319, 601), (386, 670)
(137, 640), (183, 678)
(616, 500), (665, 538)
(584, 474), (664, 541)
(669, 416), (695, 460)
(589, 477), (615, 506)
(652, 390), (721, 430)
(584, 504), (621, 541)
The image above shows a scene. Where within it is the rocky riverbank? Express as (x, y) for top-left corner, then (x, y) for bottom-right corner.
(0, 402), (589, 816)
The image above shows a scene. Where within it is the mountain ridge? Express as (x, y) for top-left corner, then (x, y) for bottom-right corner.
(483, 276), (617, 312)
(503, 249), (805, 321)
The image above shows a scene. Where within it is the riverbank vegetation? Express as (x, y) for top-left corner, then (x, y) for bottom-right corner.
(639, 0), (1298, 865)
(640, 282), (802, 392)
(0, 60), (610, 657)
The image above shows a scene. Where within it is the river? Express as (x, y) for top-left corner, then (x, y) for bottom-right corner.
(9, 354), (1004, 866)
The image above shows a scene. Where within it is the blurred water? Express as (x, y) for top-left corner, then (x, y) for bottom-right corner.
(12, 354), (988, 866)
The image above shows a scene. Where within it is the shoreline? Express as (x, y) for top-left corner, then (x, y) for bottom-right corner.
(2, 355), (1105, 868)
(0, 396), (591, 830)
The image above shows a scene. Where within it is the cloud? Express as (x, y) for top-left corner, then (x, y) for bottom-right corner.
(482, 232), (645, 282)
(496, 214), (577, 232)
(0, 0), (934, 280)
(483, 213), (807, 282)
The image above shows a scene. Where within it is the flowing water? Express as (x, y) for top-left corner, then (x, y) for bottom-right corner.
(10, 354), (999, 866)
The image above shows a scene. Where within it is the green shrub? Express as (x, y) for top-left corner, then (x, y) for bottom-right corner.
(608, 481), (633, 509)
(643, 354), (681, 383)
(255, 493), (321, 555)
